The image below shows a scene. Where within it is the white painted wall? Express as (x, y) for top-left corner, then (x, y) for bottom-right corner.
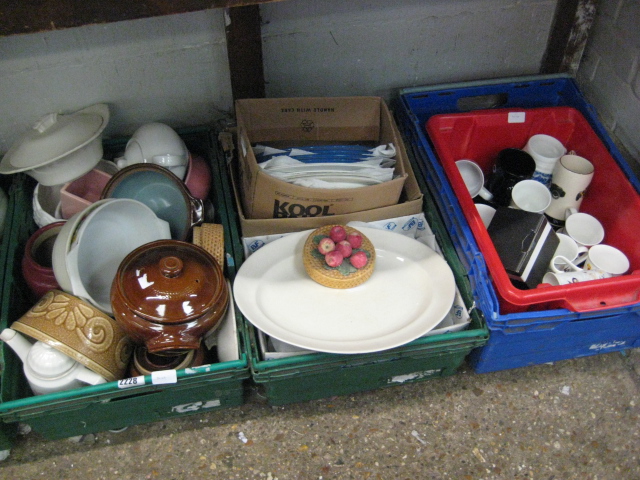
(576, 0), (640, 176)
(0, 10), (232, 153)
(261, 0), (557, 99)
(0, 0), (559, 154)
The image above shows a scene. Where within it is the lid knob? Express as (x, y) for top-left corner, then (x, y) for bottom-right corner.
(160, 256), (183, 278)
(32, 113), (58, 133)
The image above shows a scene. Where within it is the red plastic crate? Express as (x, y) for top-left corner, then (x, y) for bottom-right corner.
(426, 106), (640, 313)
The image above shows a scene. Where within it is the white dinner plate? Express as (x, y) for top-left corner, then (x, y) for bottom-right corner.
(205, 281), (240, 362)
(233, 227), (456, 354)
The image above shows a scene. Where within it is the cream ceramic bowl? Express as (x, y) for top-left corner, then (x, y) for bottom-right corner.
(32, 183), (65, 228)
(52, 198), (171, 314)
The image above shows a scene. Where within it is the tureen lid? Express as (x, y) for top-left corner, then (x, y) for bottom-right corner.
(0, 103), (109, 174)
(114, 240), (225, 324)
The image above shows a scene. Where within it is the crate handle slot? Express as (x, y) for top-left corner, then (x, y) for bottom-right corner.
(456, 93), (508, 112)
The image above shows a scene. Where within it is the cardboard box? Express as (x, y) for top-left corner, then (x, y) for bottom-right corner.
(228, 116), (423, 238)
(235, 97), (412, 220)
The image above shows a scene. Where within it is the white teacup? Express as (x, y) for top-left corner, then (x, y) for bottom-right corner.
(559, 210), (604, 247)
(510, 179), (552, 213)
(545, 255), (607, 284)
(456, 160), (493, 201)
(551, 233), (588, 270)
(583, 244), (630, 278)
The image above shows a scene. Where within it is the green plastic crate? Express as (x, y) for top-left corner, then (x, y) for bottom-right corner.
(0, 128), (250, 451)
(221, 127), (489, 406)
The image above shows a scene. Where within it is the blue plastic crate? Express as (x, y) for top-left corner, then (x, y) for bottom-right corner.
(468, 310), (640, 373)
(396, 74), (640, 372)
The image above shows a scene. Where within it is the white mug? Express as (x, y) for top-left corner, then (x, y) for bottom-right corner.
(542, 269), (604, 286)
(545, 254), (607, 283)
(550, 233), (589, 270)
(456, 160), (493, 201)
(582, 244), (630, 278)
(475, 203), (496, 228)
(559, 209), (604, 247)
(523, 134), (566, 187)
(545, 154), (594, 227)
(546, 245), (628, 284)
(509, 179), (552, 213)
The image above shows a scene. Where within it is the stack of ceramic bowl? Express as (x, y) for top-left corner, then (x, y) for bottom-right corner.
(0, 104), (111, 228)
(116, 123), (190, 180)
(112, 122), (213, 213)
(2, 112), (231, 387)
(101, 163), (204, 241)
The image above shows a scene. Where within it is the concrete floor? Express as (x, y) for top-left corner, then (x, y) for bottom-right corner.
(1, 350), (639, 479)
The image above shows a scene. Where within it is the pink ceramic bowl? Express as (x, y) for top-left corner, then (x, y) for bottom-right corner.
(60, 168), (113, 219)
(184, 154), (211, 201)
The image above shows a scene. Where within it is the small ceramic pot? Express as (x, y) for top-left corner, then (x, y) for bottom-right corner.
(10, 290), (134, 382)
(111, 240), (229, 355)
(128, 344), (207, 377)
(22, 221), (65, 299)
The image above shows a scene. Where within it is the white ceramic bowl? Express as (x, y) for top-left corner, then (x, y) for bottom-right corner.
(52, 198), (171, 314)
(32, 183), (65, 228)
(52, 200), (110, 294)
(0, 104), (110, 186)
(116, 123), (189, 180)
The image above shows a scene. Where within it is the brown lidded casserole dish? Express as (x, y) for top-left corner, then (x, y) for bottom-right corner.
(111, 239), (228, 355)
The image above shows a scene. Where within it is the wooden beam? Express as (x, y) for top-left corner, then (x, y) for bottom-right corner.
(225, 5), (266, 100)
(0, 0), (281, 36)
(540, 0), (597, 74)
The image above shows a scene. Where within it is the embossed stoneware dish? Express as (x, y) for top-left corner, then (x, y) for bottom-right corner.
(11, 290), (134, 382)
(111, 240), (229, 354)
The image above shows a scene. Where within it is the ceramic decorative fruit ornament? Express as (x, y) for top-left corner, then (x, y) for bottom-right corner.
(303, 225), (375, 289)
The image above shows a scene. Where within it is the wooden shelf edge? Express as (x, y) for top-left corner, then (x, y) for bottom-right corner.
(0, 0), (283, 37)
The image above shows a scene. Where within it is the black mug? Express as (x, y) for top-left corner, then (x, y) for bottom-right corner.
(485, 148), (536, 207)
